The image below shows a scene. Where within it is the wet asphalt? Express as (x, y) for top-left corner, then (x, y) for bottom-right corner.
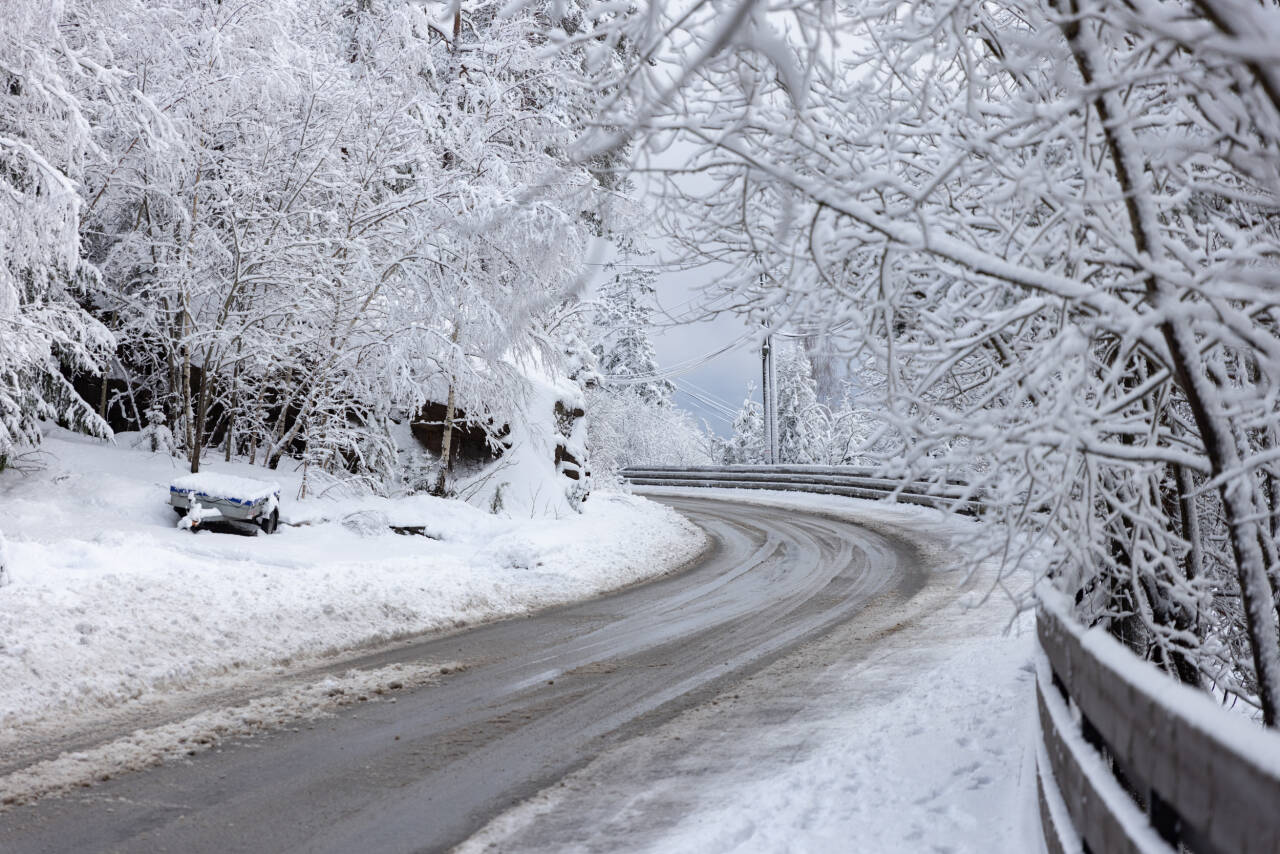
(0, 493), (926, 854)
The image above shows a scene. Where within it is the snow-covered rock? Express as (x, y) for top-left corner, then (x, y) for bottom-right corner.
(458, 367), (591, 518)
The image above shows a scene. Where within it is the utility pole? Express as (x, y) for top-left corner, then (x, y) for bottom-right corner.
(758, 265), (779, 465)
(761, 328), (778, 464)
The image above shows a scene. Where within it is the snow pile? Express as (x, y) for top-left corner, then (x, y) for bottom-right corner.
(0, 428), (706, 734)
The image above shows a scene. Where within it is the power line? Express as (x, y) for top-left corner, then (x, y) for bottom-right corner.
(676, 376), (742, 416)
(601, 330), (755, 385)
(672, 379), (738, 420)
(673, 386), (738, 425)
(773, 318), (858, 339)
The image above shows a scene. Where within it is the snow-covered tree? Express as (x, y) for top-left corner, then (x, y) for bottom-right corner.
(586, 384), (711, 473)
(1, 0), (666, 522)
(772, 342), (828, 465)
(592, 265), (675, 406)
(585, 260), (710, 473)
(0, 1), (111, 465)
(564, 0), (1280, 722)
(717, 391), (765, 465)
(716, 345), (840, 465)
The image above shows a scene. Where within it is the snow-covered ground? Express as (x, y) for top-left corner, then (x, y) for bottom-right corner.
(460, 488), (1041, 854)
(0, 428), (705, 738)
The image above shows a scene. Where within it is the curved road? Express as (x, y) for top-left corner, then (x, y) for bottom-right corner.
(0, 493), (928, 853)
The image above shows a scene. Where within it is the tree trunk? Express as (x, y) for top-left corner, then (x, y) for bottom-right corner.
(97, 373), (109, 423)
(434, 382), (457, 497)
(191, 365), (211, 474)
(1058, 3), (1280, 723)
(433, 323), (462, 497)
(181, 336), (195, 472)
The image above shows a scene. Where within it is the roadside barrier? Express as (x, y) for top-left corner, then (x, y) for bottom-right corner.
(1037, 588), (1280, 854)
(619, 464), (982, 514)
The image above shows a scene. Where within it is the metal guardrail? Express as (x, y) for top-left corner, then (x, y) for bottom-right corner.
(620, 464), (983, 514)
(1037, 589), (1280, 854)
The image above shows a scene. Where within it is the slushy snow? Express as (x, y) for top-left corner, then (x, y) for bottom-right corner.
(1, 660), (456, 806)
(458, 487), (1040, 854)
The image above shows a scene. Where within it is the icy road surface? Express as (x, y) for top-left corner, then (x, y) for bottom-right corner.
(461, 494), (1040, 854)
(0, 492), (1031, 853)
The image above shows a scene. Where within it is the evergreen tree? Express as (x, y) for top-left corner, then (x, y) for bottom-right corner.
(774, 343), (829, 464)
(719, 346), (832, 465)
(718, 389), (765, 464)
(585, 262), (710, 474)
(591, 266), (674, 406)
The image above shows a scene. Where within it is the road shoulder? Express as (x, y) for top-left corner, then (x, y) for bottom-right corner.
(457, 490), (1041, 854)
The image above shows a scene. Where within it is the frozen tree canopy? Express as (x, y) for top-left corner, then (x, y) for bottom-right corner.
(9, 0), (1280, 727)
(1, 0), (658, 515)
(551, 0), (1280, 725)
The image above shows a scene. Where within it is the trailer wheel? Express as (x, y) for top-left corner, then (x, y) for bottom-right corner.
(259, 509), (279, 535)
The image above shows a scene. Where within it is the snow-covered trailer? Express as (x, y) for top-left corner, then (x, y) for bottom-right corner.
(170, 473), (281, 534)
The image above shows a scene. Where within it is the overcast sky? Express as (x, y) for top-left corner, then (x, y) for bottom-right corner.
(649, 256), (761, 437)
(605, 141), (767, 439)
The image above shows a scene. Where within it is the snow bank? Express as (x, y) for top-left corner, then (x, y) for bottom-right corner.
(0, 428), (706, 734)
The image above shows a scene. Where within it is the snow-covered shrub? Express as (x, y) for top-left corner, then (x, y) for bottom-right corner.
(586, 386), (712, 476)
(0, 528), (9, 587)
(132, 408), (176, 456)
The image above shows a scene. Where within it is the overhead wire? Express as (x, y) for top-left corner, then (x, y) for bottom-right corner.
(676, 376), (744, 416)
(674, 384), (737, 419)
(601, 329), (756, 385)
(773, 318), (858, 339)
(672, 380), (739, 425)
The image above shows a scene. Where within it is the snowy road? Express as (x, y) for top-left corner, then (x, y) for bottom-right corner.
(1, 493), (941, 853)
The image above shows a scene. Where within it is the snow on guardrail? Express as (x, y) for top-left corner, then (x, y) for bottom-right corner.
(620, 465), (984, 514)
(1036, 587), (1280, 854)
